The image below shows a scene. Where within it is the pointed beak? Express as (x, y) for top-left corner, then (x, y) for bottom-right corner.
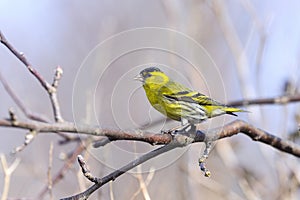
(134, 74), (144, 82)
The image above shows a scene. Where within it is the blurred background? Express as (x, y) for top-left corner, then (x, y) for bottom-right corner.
(1, 0), (300, 199)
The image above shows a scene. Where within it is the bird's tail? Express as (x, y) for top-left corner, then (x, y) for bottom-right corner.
(223, 107), (248, 116)
(208, 106), (247, 118)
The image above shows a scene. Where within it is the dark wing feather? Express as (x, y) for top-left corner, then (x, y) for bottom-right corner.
(163, 94), (196, 103)
(161, 80), (227, 107)
(163, 92), (220, 106)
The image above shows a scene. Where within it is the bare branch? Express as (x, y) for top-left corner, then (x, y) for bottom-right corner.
(0, 154), (21, 200)
(109, 181), (114, 200)
(132, 165), (153, 200)
(12, 130), (37, 153)
(1, 118), (300, 157)
(92, 138), (112, 148)
(77, 155), (98, 183)
(0, 31), (64, 122)
(198, 120), (300, 157)
(47, 142), (54, 200)
(0, 72), (74, 141)
(0, 119), (172, 145)
(48, 66), (64, 123)
(37, 143), (86, 199)
(228, 95), (300, 107)
(52, 66), (63, 89)
(60, 143), (179, 200)
(1, 28), (300, 198)
(0, 31), (50, 90)
(3, 118), (289, 199)
(0, 71), (49, 122)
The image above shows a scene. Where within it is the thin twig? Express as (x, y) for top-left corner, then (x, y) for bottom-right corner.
(0, 71), (49, 122)
(0, 31), (50, 90)
(134, 165), (151, 200)
(60, 143), (179, 200)
(131, 143), (152, 200)
(0, 71), (75, 141)
(92, 138), (112, 148)
(37, 143), (86, 199)
(77, 155), (98, 183)
(48, 142), (54, 200)
(228, 95), (300, 107)
(109, 181), (114, 200)
(12, 130), (37, 153)
(0, 154), (21, 200)
(131, 167), (155, 200)
(52, 66), (63, 89)
(0, 31), (64, 122)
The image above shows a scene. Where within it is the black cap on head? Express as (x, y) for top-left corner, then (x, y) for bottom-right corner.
(136, 67), (164, 80)
(135, 67), (165, 82)
(140, 67), (162, 74)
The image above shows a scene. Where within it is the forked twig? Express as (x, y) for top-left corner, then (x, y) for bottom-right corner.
(0, 31), (64, 122)
(61, 143), (178, 200)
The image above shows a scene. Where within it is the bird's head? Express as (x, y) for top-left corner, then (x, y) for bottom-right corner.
(135, 67), (169, 90)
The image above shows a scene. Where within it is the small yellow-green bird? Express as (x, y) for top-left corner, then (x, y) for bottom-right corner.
(135, 67), (245, 125)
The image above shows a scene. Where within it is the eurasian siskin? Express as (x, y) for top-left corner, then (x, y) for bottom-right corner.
(135, 67), (245, 125)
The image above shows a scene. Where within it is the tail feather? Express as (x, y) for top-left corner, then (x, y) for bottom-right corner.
(226, 111), (238, 116)
(223, 107), (247, 116)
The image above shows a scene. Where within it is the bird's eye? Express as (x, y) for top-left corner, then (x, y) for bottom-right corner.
(143, 73), (152, 78)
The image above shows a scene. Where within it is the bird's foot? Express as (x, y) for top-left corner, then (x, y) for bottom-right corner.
(161, 128), (177, 136)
